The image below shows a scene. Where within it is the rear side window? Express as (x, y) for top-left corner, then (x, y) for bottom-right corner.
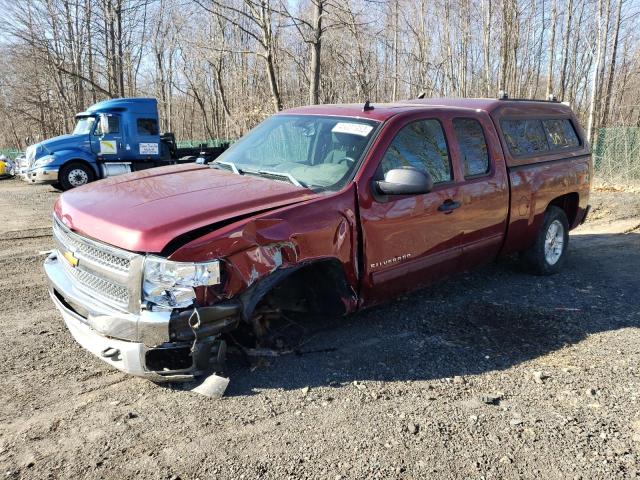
(453, 118), (490, 177)
(137, 118), (159, 136)
(380, 119), (452, 184)
(501, 119), (549, 156)
(543, 119), (580, 149)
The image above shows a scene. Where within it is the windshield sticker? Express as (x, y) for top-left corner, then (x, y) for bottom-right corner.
(332, 122), (373, 137)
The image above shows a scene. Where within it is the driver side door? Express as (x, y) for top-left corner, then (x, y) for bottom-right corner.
(357, 114), (465, 305)
(91, 114), (124, 162)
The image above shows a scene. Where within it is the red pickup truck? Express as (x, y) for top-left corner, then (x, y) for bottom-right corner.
(45, 97), (591, 381)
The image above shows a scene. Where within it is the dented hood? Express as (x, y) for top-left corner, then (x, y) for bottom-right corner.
(54, 164), (316, 253)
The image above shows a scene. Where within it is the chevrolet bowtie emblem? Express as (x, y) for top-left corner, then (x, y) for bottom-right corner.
(62, 250), (79, 267)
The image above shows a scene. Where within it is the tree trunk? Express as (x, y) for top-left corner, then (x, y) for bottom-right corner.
(559, 0), (574, 100)
(546, 0), (557, 97)
(600, 0), (623, 126)
(587, 0), (604, 143)
(391, 0), (399, 101)
(482, 0), (492, 96)
(309, 0), (323, 105)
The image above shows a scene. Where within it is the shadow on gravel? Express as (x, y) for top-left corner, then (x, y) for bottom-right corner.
(186, 232), (640, 396)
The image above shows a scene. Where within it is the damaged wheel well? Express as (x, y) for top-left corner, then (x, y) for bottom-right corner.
(239, 259), (355, 322)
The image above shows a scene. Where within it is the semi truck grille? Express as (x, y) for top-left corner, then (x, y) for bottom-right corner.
(52, 216), (142, 312)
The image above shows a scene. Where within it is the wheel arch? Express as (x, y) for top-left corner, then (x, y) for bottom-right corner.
(54, 149), (100, 177)
(238, 257), (357, 322)
(548, 192), (579, 228)
(63, 158), (98, 176)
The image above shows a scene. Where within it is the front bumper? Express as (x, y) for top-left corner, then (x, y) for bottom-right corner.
(44, 252), (238, 381)
(22, 166), (59, 184)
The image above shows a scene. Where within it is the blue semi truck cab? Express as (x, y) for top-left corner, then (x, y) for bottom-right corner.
(21, 98), (227, 190)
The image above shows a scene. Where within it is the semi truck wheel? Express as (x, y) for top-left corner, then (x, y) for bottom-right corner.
(59, 162), (94, 191)
(521, 206), (570, 275)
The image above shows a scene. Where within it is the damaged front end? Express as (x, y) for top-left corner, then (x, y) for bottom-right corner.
(45, 217), (241, 382)
(45, 184), (359, 386)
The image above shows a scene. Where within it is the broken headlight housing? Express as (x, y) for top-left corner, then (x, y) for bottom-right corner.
(143, 256), (221, 309)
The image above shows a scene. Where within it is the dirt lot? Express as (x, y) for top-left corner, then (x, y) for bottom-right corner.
(1, 177), (639, 479)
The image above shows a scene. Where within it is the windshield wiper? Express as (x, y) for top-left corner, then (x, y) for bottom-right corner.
(255, 170), (306, 188)
(211, 160), (242, 175)
(212, 162), (306, 187)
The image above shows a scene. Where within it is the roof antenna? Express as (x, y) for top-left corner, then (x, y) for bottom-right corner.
(363, 100), (374, 112)
(417, 91), (426, 99)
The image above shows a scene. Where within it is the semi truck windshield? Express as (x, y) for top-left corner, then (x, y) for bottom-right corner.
(73, 116), (97, 135)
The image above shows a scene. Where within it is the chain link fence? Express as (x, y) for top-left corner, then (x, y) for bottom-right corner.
(594, 127), (640, 182)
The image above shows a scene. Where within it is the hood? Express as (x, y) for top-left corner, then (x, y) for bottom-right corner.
(54, 164), (316, 253)
(37, 134), (90, 157)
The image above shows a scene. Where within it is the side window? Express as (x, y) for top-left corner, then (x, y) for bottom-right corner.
(543, 119), (580, 149)
(98, 115), (120, 135)
(501, 119), (549, 155)
(453, 118), (490, 177)
(380, 119), (452, 184)
(137, 118), (159, 136)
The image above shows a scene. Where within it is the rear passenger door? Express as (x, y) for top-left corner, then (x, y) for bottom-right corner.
(449, 114), (509, 267)
(357, 114), (466, 304)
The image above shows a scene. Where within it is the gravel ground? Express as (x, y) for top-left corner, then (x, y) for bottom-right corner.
(1, 177), (639, 479)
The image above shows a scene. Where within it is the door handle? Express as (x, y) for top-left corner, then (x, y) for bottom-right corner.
(438, 199), (461, 213)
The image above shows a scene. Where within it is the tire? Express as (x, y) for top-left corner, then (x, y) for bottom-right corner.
(59, 162), (94, 191)
(520, 206), (570, 275)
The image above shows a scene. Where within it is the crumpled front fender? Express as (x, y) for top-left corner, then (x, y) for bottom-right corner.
(169, 186), (361, 312)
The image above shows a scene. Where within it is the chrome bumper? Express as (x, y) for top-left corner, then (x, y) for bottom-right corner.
(44, 252), (194, 381)
(44, 252), (169, 345)
(22, 166), (58, 184)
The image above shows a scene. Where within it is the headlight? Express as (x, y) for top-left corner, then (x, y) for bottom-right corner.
(143, 256), (221, 309)
(33, 155), (56, 168)
(25, 145), (36, 162)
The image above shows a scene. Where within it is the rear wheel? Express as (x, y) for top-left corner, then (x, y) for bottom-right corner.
(59, 162), (94, 191)
(521, 206), (569, 275)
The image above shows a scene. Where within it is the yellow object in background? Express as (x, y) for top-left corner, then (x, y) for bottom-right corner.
(0, 160), (7, 176)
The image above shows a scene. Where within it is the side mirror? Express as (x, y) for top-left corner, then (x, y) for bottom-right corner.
(376, 166), (433, 195)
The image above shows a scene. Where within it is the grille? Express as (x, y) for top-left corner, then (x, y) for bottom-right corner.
(62, 259), (130, 308)
(53, 220), (131, 272)
(53, 217), (141, 312)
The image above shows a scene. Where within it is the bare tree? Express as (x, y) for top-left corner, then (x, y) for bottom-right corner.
(0, 0), (639, 157)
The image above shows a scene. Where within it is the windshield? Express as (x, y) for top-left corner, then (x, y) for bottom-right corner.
(73, 116), (97, 135)
(214, 115), (378, 189)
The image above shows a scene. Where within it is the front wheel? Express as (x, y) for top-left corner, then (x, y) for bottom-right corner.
(59, 162), (94, 191)
(520, 206), (569, 275)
